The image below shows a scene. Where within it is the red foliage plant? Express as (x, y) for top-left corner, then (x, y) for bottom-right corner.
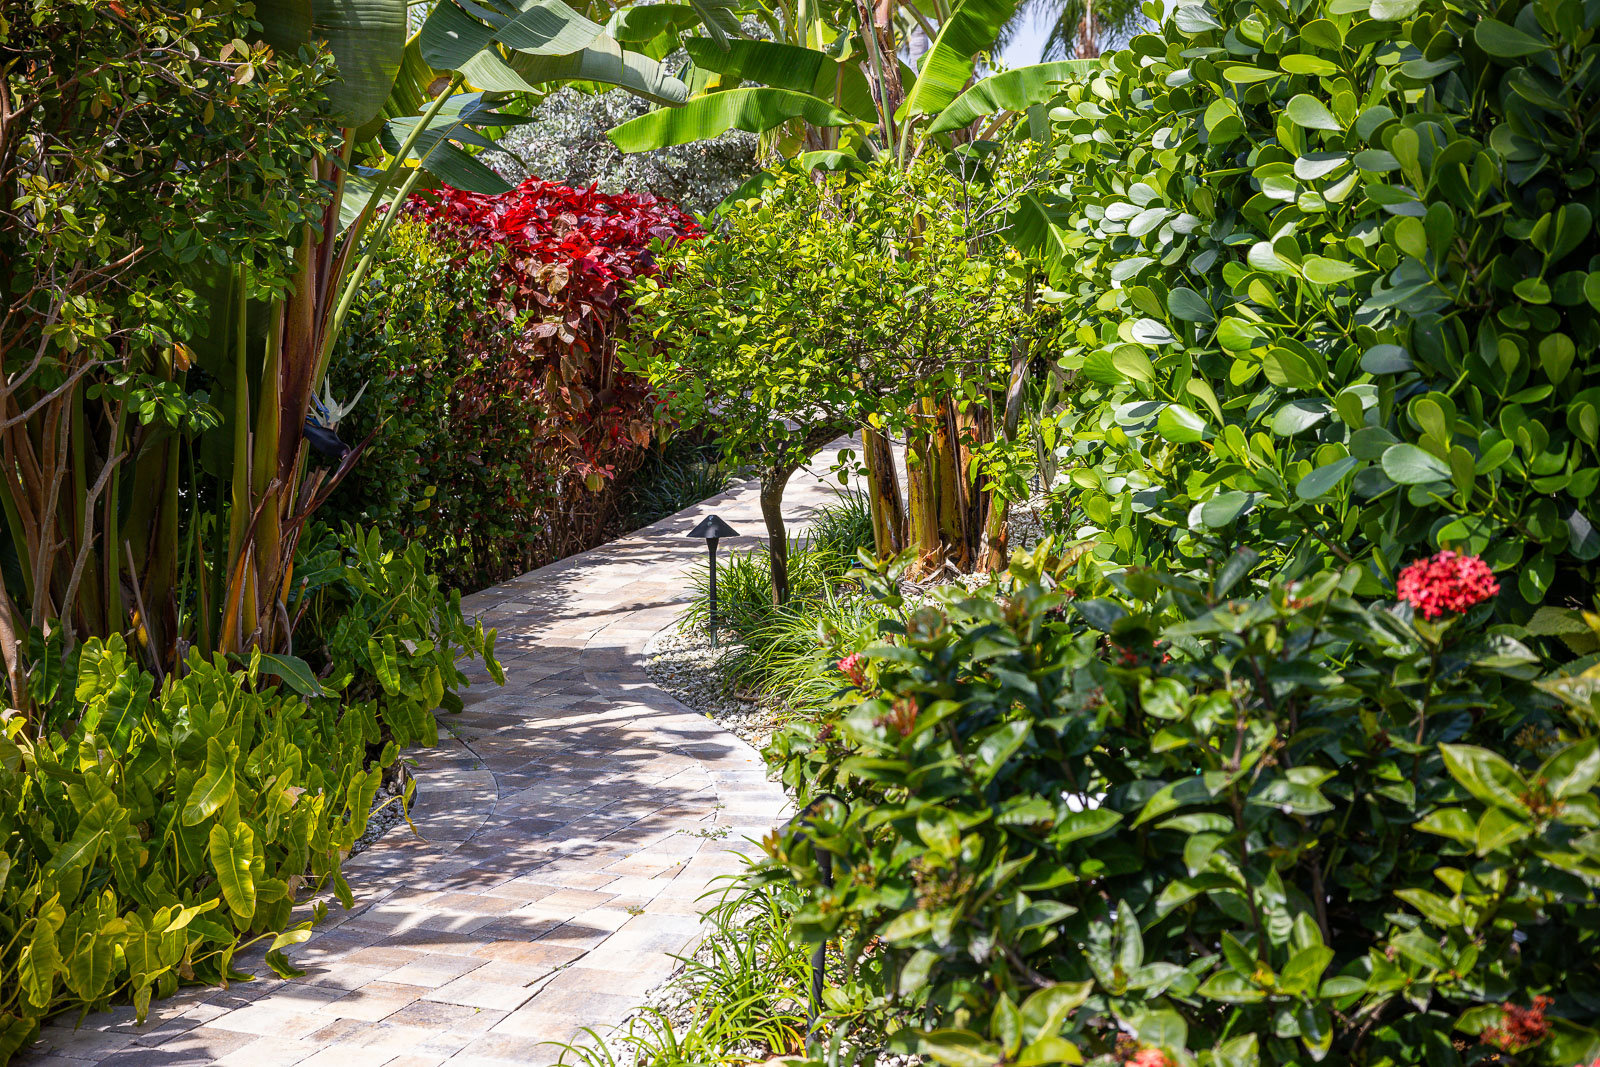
(402, 179), (700, 584)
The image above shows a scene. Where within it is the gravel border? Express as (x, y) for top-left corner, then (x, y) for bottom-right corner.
(347, 765), (415, 858)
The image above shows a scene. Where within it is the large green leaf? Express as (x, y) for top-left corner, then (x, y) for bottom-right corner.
(927, 60), (1096, 135)
(900, 0), (1022, 126)
(381, 92), (531, 193)
(683, 38), (878, 120)
(684, 38), (830, 93)
(609, 87), (856, 150)
(419, 0), (605, 70)
(508, 34), (689, 105)
(183, 738), (236, 827)
(209, 823), (258, 921)
(607, 4), (702, 43)
(1008, 193), (1071, 282)
(686, 0), (742, 46)
(260, 0), (408, 128)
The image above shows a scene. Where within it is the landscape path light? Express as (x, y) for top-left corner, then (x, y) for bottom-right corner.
(687, 514), (739, 648)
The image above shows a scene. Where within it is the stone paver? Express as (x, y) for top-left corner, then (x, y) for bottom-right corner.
(22, 441), (864, 1066)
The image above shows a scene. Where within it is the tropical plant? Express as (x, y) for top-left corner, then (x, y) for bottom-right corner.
(630, 156), (1046, 600)
(0, 645), (396, 1057)
(295, 526), (503, 749)
(1018, 0), (1600, 616)
(763, 547), (1600, 1067)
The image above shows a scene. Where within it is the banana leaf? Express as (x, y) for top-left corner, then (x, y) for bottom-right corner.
(926, 59), (1096, 135)
(258, 0), (408, 128)
(899, 0), (1021, 126)
(608, 86), (858, 150)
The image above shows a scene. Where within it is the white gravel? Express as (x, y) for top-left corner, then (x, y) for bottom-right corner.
(347, 765), (416, 858)
(645, 622), (789, 752)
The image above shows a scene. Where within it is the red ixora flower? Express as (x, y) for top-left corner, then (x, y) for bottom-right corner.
(1126, 1049), (1173, 1067)
(1482, 995), (1553, 1052)
(1396, 550), (1500, 620)
(837, 652), (868, 688)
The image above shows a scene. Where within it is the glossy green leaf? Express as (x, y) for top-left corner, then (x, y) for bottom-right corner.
(928, 61), (1097, 135)
(610, 87), (855, 150)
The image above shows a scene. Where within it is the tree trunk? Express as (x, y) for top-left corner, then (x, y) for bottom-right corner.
(905, 399), (943, 576)
(760, 466), (794, 606)
(932, 396), (967, 570)
(862, 425), (905, 558)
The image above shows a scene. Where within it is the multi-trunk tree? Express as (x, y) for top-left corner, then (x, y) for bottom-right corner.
(608, 0), (1084, 576)
(629, 157), (1051, 603)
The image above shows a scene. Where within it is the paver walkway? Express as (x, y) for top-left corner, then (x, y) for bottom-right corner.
(24, 441), (863, 1067)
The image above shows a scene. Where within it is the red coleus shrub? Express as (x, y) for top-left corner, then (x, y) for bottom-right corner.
(406, 180), (699, 316)
(1396, 549), (1500, 620)
(399, 180), (700, 585)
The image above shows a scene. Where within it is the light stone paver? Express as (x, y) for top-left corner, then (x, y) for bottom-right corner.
(19, 440), (866, 1067)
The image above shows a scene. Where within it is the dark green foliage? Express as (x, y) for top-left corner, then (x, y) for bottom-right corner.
(1028, 0), (1600, 616)
(620, 436), (741, 531)
(322, 221), (496, 539)
(763, 549), (1600, 1066)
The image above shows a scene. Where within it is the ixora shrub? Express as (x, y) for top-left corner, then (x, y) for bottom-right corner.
(0, 646), (388, 1056)
(763, 548), (1600, 1067)
(1025, 0), (1600, 614)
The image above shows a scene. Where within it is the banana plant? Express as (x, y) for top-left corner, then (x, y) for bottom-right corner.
(608, 0), (1086, 164)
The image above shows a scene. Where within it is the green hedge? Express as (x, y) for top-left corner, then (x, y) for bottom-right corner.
(1027, 0), (1598, 613)
(753, 0), (1600, 1062)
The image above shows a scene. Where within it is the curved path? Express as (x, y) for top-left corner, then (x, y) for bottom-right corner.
(24, 441), (861, 1067)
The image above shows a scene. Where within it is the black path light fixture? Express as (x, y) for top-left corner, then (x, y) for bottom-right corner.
(687, 514), (739, 648)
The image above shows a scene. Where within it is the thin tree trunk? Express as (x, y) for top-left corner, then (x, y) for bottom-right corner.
(905, 400), (942, 576)
(931, 397), (966, 571)
(759, 467), (794, 606)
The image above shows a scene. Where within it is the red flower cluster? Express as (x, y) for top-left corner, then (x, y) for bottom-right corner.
(1396, 550), (1500, 620)
(1126, 1049), (1173, 1067)
(1482, 995), (1553, 1052)
(837, 652), (867, 688)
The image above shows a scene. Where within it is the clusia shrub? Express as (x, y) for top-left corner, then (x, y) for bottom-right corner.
(328, 180), (701, 589)
(763, 547), (1600, 1067)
